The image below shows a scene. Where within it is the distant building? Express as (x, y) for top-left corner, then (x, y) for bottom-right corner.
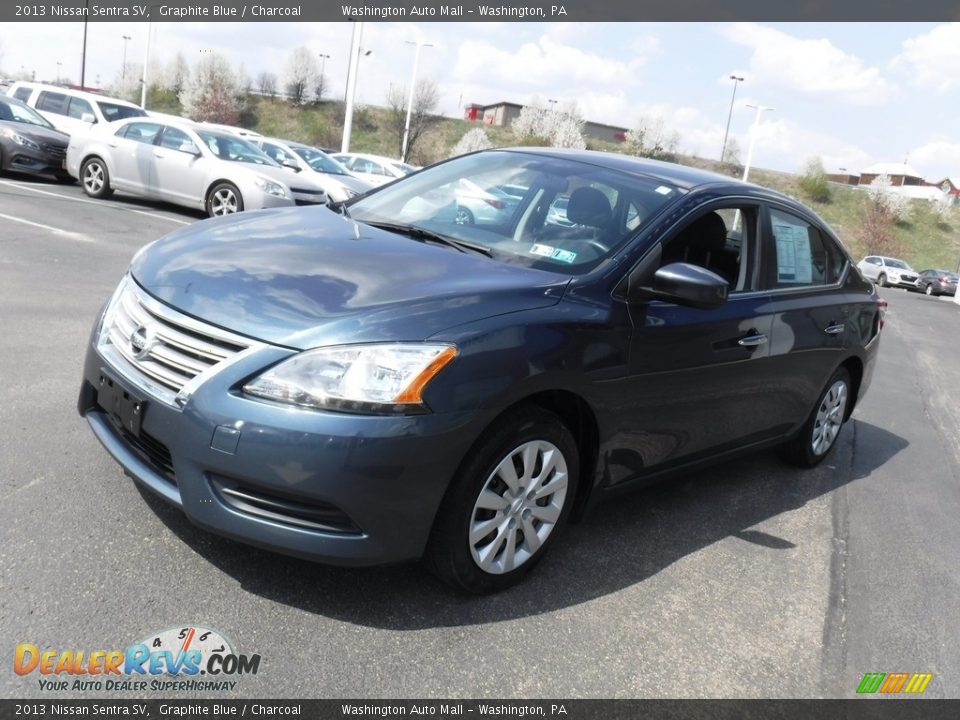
(933, 177), (960, 197)
(827, 173), (860, 185)
(468, 100), (629, 143)
(859, 162), (924, 187)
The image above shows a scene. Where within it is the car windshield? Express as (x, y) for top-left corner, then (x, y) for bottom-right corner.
(293, 145), (349, 175)
(97, 101), (147, 122)
(392, 162), (417, 175)
(0, 98), (55, 129)
(196, 131), (278, 166)
(347, 150), (683, 276)
(884, 258), (911, 270)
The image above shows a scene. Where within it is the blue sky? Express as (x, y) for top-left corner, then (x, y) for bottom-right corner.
(4, 21), (960, 179)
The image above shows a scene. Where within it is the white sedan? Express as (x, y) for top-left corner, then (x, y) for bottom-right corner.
(330, 152), (418, 187)
(66, 118), (327, 217)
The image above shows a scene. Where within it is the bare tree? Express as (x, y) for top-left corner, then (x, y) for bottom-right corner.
(257, 71), (278, 97)
(179, 52), (244, 124)
(282, 46), (320, 105)
(385, 78), (440, 160)
(314, 72), (328, 103)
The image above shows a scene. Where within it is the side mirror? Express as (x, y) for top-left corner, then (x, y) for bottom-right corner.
(81, 113), (96, 124)
(282, 158), (301, 172)
(646, 262), (729, 309)
(179, 141), (201, 156)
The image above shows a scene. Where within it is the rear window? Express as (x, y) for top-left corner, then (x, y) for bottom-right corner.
(97, 101), (147, 122)
(13, 87), (32, 102)
(36, 91), (68, 115)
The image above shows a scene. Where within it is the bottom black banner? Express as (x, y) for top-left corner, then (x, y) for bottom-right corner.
(2, 699), (959, 720)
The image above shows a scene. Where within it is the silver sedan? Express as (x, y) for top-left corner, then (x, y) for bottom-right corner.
(66, 118), (327, 216)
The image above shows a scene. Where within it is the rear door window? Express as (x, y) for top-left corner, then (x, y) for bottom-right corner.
(765, 207), (845, 288)
(13, 87), (32, 103)
(67, 97), (94, 120)
(36, 91), (68, 115)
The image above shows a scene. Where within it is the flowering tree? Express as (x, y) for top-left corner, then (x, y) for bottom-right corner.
(625, 114), (680, 161)
(179, 52), (244, 124)
(867, 174), (911, 223)
(283, 46), (321, 105)
(511, 101), (586, 149)
(450, 128), (493, 157)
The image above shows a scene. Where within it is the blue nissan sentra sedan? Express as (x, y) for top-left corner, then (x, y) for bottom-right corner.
(78, 149), (883, 593)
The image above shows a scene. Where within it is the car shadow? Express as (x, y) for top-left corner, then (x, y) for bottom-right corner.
(136, 419), (907, 628)
(3, 171), (208, 220)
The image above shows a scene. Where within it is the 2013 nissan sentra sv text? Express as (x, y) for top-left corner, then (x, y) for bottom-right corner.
(78, 149), (883, 593)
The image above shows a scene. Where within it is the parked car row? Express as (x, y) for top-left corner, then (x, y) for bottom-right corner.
(2, 80), (392, 217)
(857, 255), (957, 296)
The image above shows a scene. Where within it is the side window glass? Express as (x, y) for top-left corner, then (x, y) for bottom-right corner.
(769, 208), (845, 288)
(36, 91), (68, 115)
(120, 122), (162, 145)
(159, 126), (191, 151)
(14, 88), (32, 102)
(68, 97), (93, 120)
(660, 207), (755, 292)
(261, 142), (284, 163)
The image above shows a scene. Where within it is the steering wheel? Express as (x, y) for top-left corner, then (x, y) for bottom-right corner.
(563, 238), (611, 255)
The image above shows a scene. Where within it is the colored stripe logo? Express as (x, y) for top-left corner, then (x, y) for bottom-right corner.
(857, 672), (933, 694)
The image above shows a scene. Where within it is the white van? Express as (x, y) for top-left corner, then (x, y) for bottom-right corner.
(5, 82), (147, 136)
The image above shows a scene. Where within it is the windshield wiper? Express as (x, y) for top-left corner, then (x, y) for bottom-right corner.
(363, 221), (493, 257)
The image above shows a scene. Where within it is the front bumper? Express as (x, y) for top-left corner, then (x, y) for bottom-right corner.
(1, 140), (67, 176)
(77, 337), (479, 566)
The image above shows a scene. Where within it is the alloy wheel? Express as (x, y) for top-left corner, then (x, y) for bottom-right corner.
(811, 380), (848, 456)
(210, 187), (239, 215)
(83, 163), (104, 194)
(468, 440), (568, 574)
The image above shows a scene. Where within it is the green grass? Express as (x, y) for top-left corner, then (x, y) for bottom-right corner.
(239, 96), (960, 271)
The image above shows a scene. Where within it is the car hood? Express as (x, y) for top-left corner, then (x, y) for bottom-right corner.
(1, 121), (69, 144)
(244, 163), (327, 191)
(130, 207), (569, 348)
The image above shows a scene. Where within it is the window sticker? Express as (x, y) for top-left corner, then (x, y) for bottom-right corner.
(655, 185), (673, 195)
(528, 244), (577, 264)
(530, 243), (555, 257)
(772, 221), (812, 284)
(550, 248), (577, 264)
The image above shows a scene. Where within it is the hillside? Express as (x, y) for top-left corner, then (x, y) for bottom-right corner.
(232, 96), (960, 273)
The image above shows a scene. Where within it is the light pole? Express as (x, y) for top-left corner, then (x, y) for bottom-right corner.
(741, 103), (774, 182)
(122, 35), (132, 80)
(547, 98), (558, 111)
(140, 22), (152, 108)
(401, 39), (434, 163)
(56, 61), (62, 83)
(317, 53), (330, 101)
(341, 21), (365, 153)
(720, 75), (743, 163)
(80, 0), (90, 87)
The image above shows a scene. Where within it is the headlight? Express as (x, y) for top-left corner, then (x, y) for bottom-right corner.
(254, 177), (287, 198)
(243, 343), (458, 414)
(1, 128), (40, 150)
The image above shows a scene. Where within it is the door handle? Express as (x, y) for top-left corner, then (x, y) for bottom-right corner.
(153, 151), (164, 158)
(107, 142), (118, 148)
(824, 323), (845, 335)
(737, 333), (768, 347)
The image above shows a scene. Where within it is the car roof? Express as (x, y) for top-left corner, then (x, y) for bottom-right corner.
(9, 81), (142, 109)
(492, 147), (751, 191)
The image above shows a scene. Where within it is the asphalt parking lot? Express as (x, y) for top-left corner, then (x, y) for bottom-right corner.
(1, 175), (959, 699)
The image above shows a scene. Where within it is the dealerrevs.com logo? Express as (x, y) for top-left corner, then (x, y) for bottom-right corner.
(14, 626), (262, 693)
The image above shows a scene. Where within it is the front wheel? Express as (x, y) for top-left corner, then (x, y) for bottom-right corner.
(925, 284), (935, 296)
(424, 406), (579, 594)
(780, 367), (852, 468)
(80, 157), (113, 198)
(454, 206), (475, 225)
(206, 182), (244, 217)
(877, 273), (887, 287)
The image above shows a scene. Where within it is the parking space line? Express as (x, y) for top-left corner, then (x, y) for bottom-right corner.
(0, 211), (95, 242)
(0, 179), (191, 225)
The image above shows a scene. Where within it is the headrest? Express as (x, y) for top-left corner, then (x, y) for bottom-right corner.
(677, 212), (727, 253)
(566, 187), (612, 228)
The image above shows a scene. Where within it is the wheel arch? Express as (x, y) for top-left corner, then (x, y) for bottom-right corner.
(839, 355), (864, 421)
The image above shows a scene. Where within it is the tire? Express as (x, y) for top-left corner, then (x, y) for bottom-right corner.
(779, 367), (852, 468)
(80, 157), (113, 198)
(925, 284), (935, 296)
(877, 273), (887, 287)
(454, 206), (475, 226)
(424, 406), (579, 594)
(206, 182), (244, 217)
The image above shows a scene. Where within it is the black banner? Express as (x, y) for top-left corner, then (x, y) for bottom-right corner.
(2, 700), (960, 720)
(3, 0), (960, 23)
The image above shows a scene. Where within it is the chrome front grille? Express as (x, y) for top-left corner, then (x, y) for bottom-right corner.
(99, 277), (257, 405)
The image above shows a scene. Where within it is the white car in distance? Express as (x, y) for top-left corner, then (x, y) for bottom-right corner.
(66, 118), (328, 217)
(331, 152), (418, 187)
(256, 137), (375, 203)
